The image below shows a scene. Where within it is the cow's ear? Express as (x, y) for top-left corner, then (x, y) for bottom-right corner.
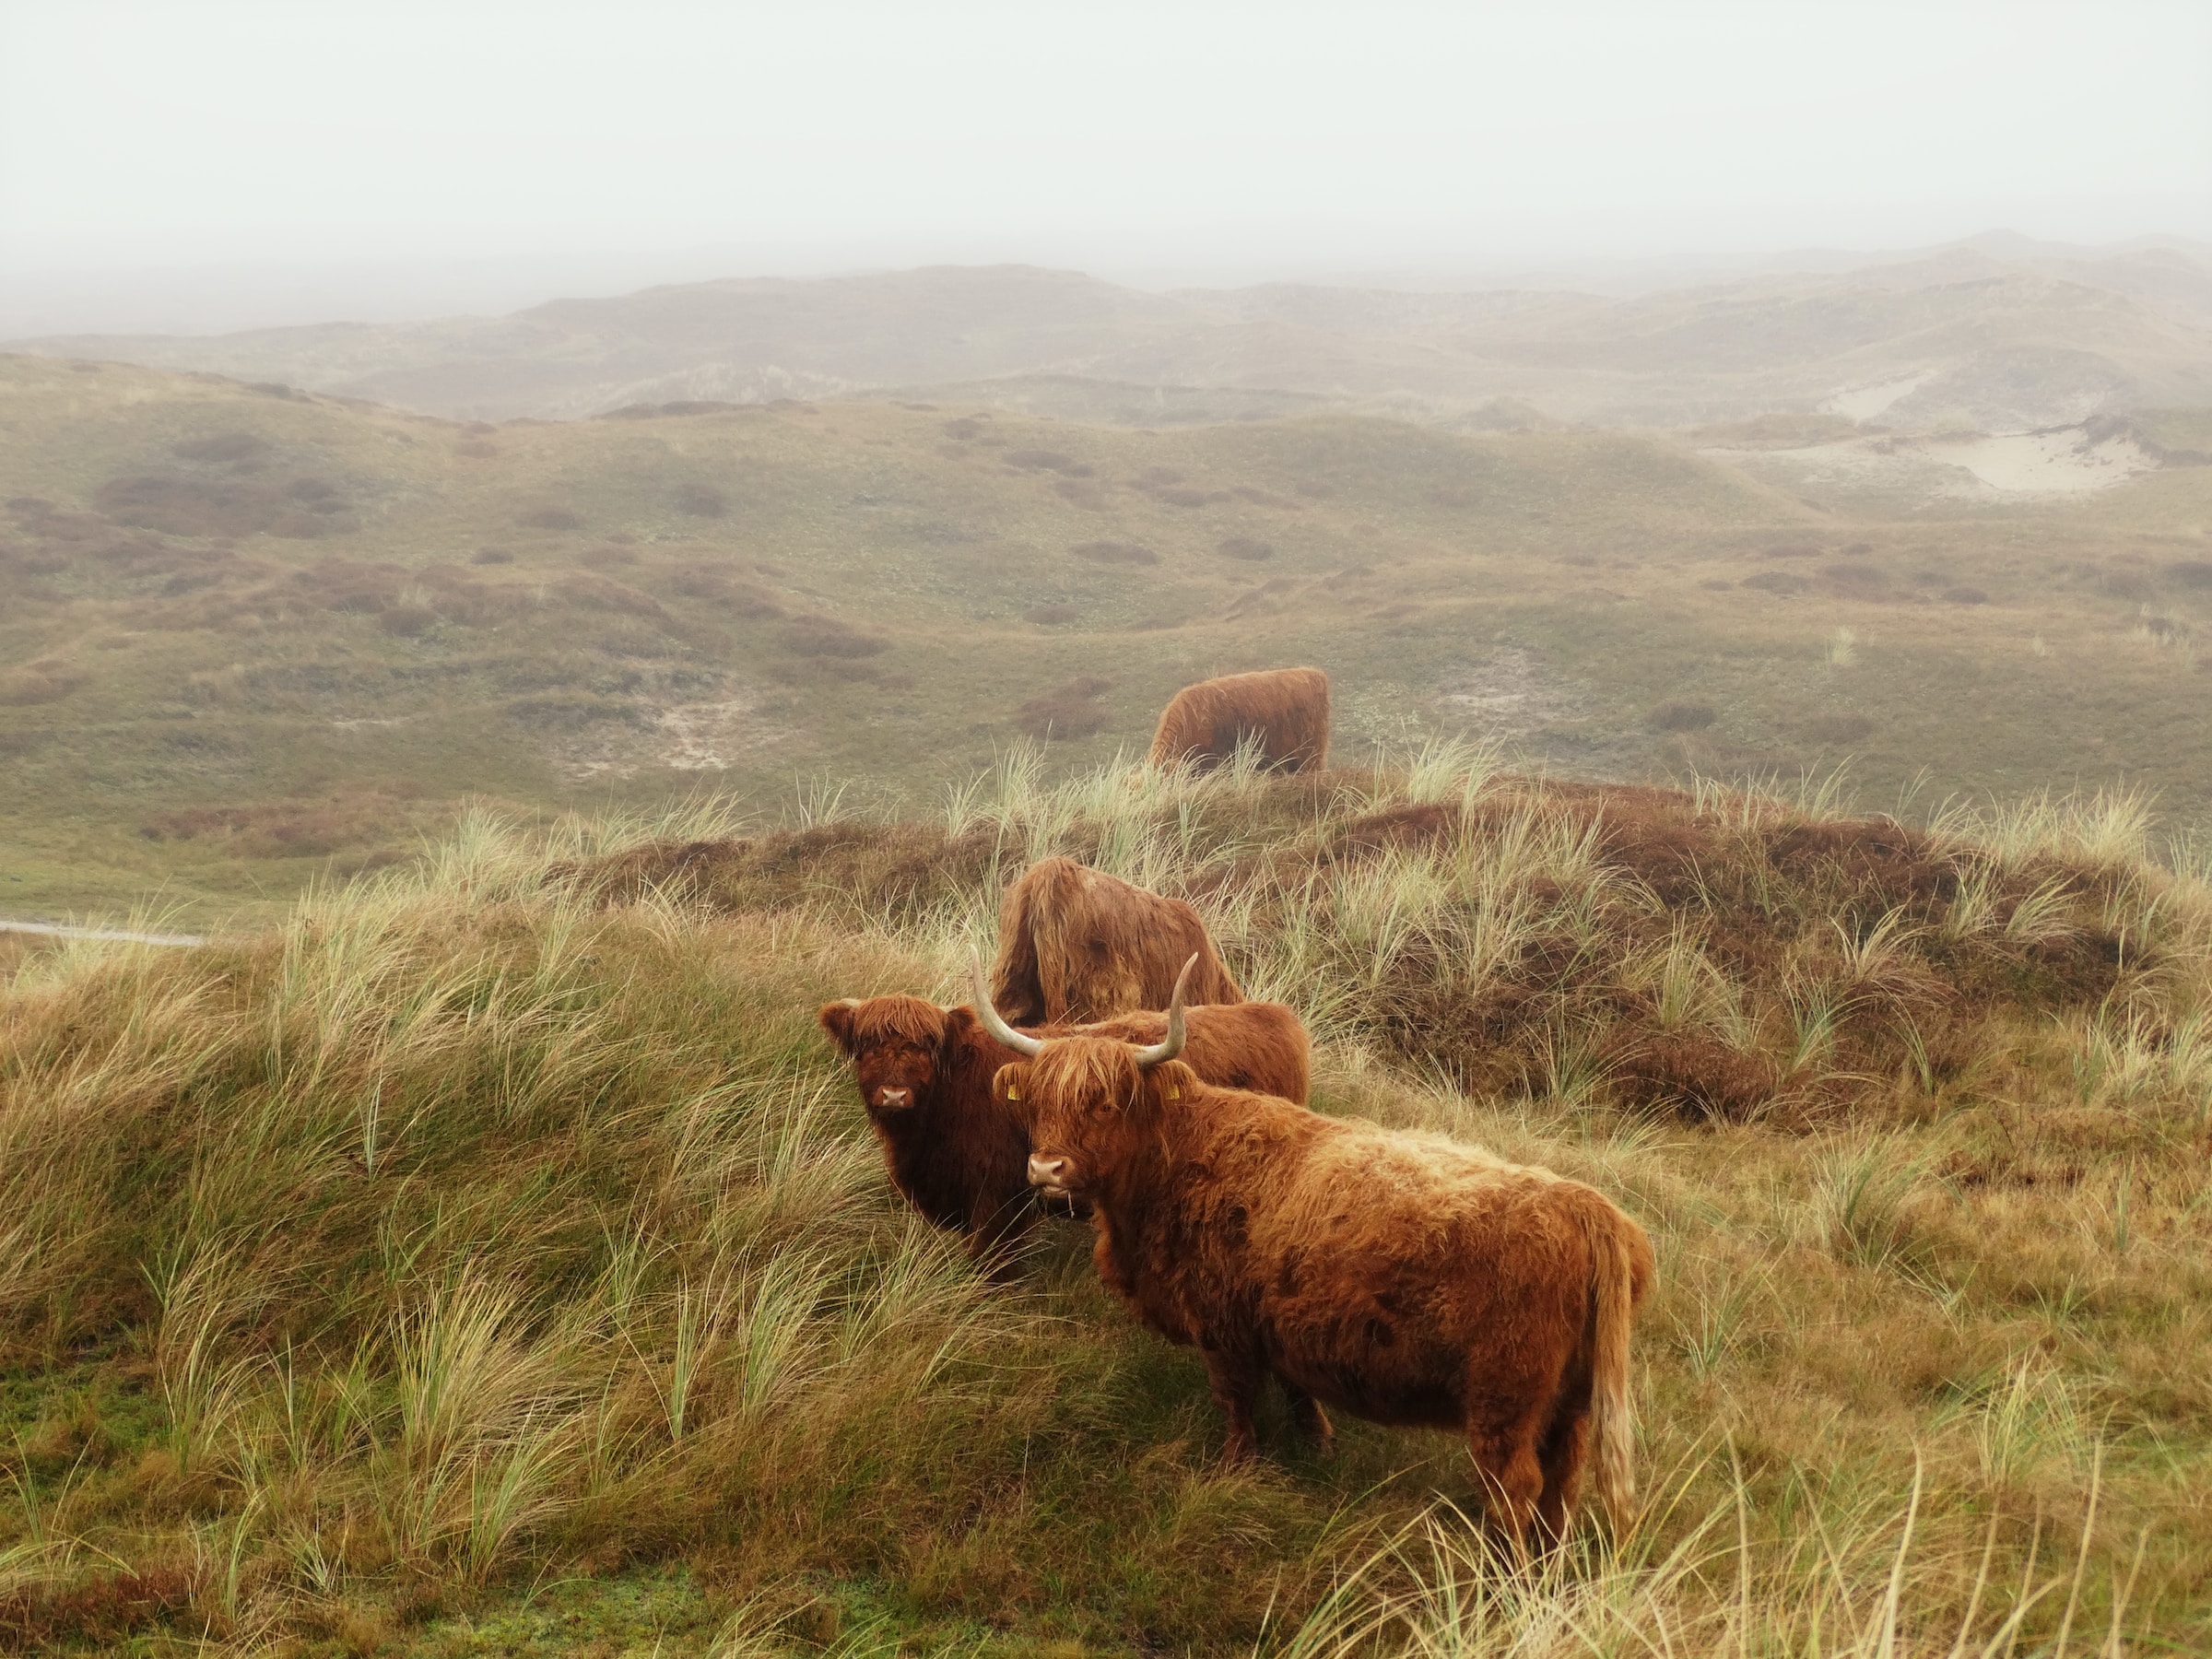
(1148, 1059), (1199, 1106)
(818, 1000), (861, 1053)
(992, 1062), (1031, 1108)
(940, 1004), (976, 1051)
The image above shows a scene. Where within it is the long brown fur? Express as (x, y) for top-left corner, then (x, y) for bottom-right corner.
(989, 856), (1243, 1025)
(1147, 666), (1330, 772)
(1011, 1039), (1653, 1547)
(817, 996), (1307, 1269)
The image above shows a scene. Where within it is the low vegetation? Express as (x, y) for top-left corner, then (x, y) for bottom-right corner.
(5, 747), (2210, 1652)
(5, 353), (2212, 924)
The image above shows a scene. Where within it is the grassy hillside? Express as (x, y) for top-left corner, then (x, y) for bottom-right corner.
(3, 752), (2209, 1653)
(6, 352), (2212, 926)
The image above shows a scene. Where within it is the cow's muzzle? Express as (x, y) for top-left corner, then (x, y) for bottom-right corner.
(1028, 1152), (1077, 1198)
(872, 1086), (914, 1110)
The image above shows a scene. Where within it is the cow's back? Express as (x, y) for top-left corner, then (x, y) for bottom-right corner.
(1180, 1001), (1306, 1102)
(1148, 667), (1330, 772)
(1087, 1001), (1307, 1103)
(993, 856), (1241, 1023)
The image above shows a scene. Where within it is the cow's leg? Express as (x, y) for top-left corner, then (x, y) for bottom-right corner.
(1534, 1404), (1590, 1547)
(1201, 1346), (1265, 1465)
(966, 1200), (1035, 1284)
(1465, 1405), (1547, 1559)
(1279, 1378), (1335, 1457)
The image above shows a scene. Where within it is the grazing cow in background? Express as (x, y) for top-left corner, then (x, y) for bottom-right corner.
(818, 989), (1307, 1270)
(989, 856), (1242, 1025)
(1147, 666), (1330, 773)
(977, 958), (1653, 1548)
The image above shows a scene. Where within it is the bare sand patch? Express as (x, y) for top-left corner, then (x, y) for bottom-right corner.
(1702, 421), (2159, 500)
(1924, 429), (2158, 495)
(1821, 369), (1941, 423)
(555, 695), (790, 781)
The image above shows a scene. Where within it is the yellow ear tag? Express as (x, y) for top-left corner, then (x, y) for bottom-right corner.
(1005, 1086), (1019, 1100)
(1165, 1086), (1181, 1100)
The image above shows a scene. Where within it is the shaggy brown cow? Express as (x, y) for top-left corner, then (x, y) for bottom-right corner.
(818, 990), (1308, 1269)
(1147, 666), (1330, 772)
(978, 959), (1653, 1547)
(989, 855), (1242, 1025)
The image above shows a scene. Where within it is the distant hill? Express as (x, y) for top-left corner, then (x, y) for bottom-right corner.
(14, 241), (2212, 431)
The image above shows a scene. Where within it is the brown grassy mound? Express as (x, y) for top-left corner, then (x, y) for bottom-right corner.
(560, 768), (2143, 1129)
(94, 474), (326, 538)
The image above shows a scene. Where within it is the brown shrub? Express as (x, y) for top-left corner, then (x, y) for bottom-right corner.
(138, 788), (416, 858)
(1155, 487), (1229, 508)
(1611, 1031), (1779, 1121)
(94, 474), (288, 537)
(1942, 586), (1989, 606)
(1024, 604), (1078, 625)
(0, 1565), (198, 1647)
(1647, 701), (1716, 733)
(582, 545), (639, 568)
(1017, 676), (1113, 739)
(378, 604), (438, 637)
(517, 505), (582, 531)
(1218, 536), (1274, 561)
(1073, 540), (1157, 566)
(284, 476), (345, 508)
(781, 615), (886, 658)
(944, 418), (982, 441)
(289, 559), (406, 615)
(660, 564), (783, 617)
(2167, 560), (2212, 589)
(455, 439), (500, 457)
(1821, 563), (1889, 595)
(1742, 571), (1809, 595)
(472, 545), (513, 564)
(676, 482), (729, 517)
(555, 576), (667, 621)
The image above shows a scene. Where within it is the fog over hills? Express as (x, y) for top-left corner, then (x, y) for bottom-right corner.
(14, 237), (2212, 432)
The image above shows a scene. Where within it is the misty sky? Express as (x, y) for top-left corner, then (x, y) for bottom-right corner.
(3, 0), (2208, 330)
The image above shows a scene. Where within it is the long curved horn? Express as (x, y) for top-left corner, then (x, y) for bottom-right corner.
(969, 947), (1044, 1057)
(1131, 954), (1197, 1069)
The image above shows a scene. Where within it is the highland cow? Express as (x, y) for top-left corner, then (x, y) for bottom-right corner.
(818, 990), (1307, 1269)
(1147, 666), (1330, 772)
(978, 958), (1653, 1547)
(989, 856), (1242, 1025)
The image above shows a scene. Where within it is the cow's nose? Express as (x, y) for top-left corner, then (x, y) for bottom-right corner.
(1028, 1153), (1070, 1189)
(876, 1087), (912, 1109)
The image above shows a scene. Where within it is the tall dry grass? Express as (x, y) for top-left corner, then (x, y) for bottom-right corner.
(5, 757), (2211, 1649)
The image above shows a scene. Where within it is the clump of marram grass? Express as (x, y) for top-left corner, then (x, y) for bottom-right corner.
(6, 765), (2212, 1650)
